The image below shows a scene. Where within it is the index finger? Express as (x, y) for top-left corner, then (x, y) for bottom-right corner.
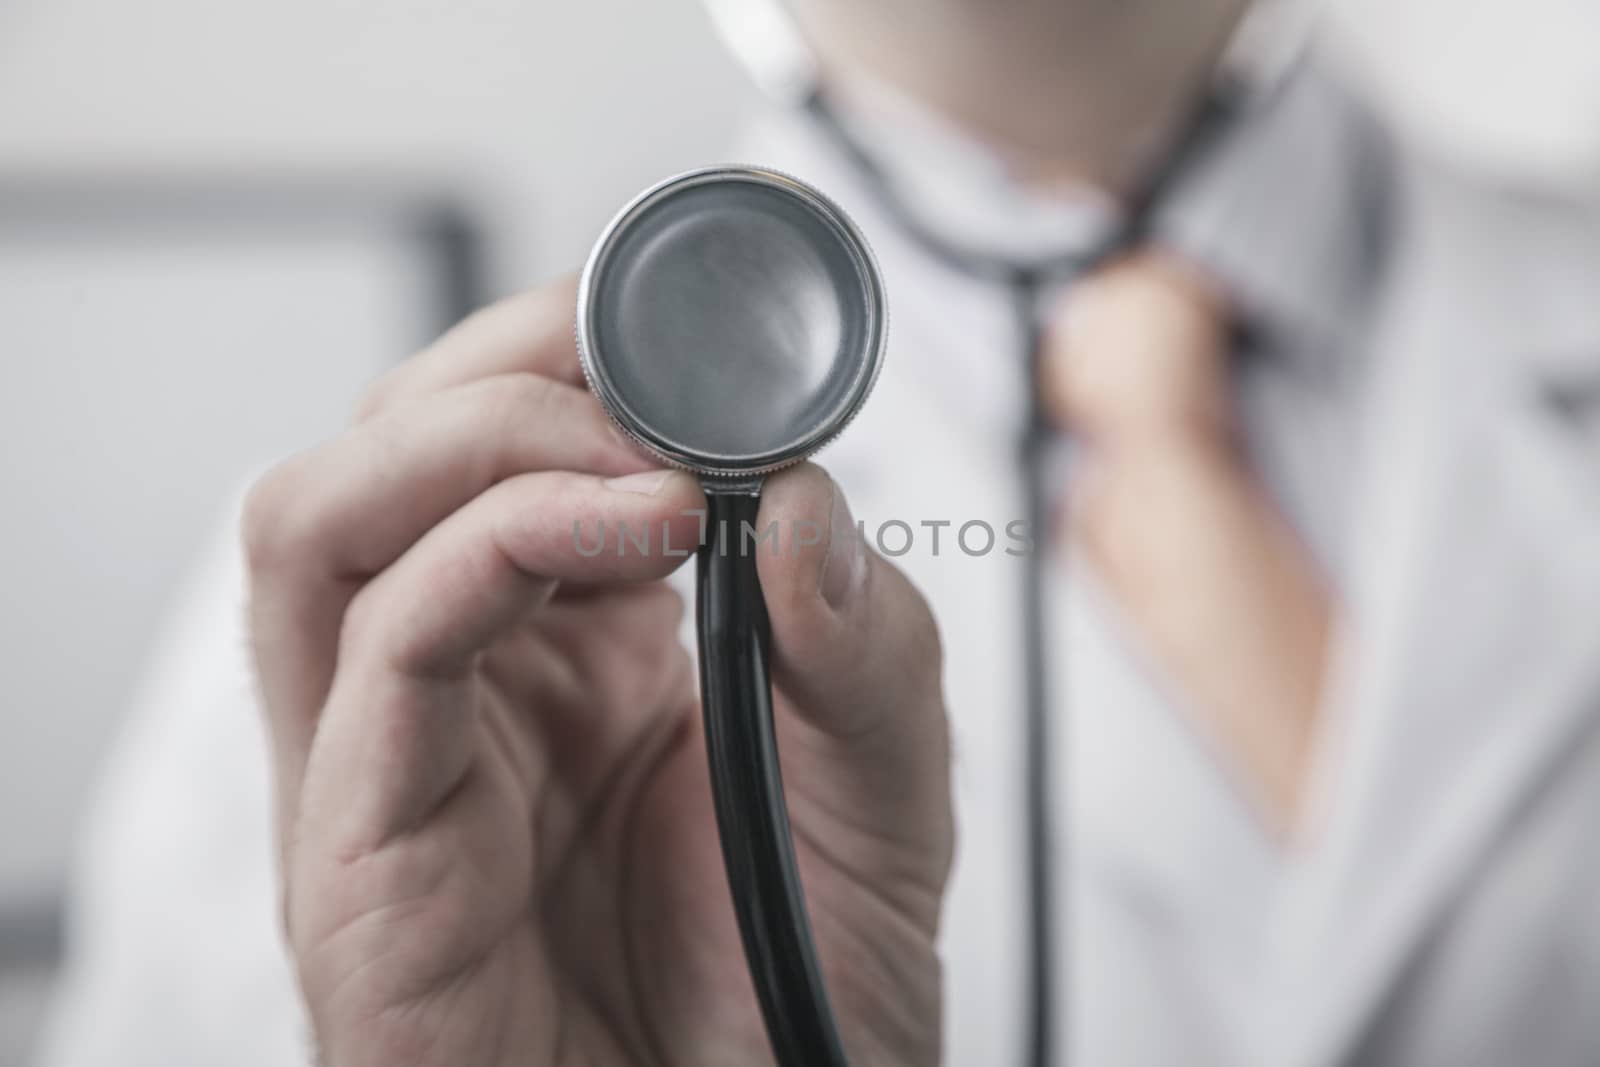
(357, 274), (585, 419)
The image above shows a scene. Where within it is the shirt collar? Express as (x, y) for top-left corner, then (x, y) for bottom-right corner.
(737, 55), (1398, 427)
(1152, 59), (1398, 372)
(803, 55), (1398, 370)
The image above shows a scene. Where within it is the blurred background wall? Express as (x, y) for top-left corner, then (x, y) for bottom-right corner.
(0, 0), (1596, 1061)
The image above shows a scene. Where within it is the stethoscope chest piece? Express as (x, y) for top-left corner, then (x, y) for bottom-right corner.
(576, 166), (886, 1067)
(577, 165), (886, 483)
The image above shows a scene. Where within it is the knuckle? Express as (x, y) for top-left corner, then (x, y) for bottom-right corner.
(476, 373), (564, 470)
(872, 562), (944, 693)
(662, 582), (687, 623)
(643, 580), (687, 630)
(483, 371), (561, 429)
(630, 583), (691, 676)
(353, 367), (404, 422)
(510, 275), (580, 341)
(241, 460), (308, 573)
(336, 581), (386, 661)
(904, 593), (945, 684)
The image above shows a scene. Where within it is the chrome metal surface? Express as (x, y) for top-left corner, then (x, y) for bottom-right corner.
(577, 166), (886, 478)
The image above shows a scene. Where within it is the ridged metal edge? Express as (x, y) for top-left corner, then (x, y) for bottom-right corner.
(574, 163), (889, 484)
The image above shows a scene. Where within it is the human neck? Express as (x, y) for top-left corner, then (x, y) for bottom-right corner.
(797, 0), (1251, 194)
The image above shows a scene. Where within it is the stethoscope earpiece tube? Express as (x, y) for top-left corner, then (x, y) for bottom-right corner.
(697, 488), (852, 1067)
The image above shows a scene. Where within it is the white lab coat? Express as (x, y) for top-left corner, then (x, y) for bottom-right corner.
(32, 65), (1600, 1067)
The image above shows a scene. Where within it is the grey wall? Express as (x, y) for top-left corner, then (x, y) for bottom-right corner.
(0, 0), (756, 910)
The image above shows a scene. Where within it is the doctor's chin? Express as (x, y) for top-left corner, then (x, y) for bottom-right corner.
(5, 1), (1600, 1065)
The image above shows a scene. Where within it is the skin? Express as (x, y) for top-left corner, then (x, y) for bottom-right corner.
(247, 279), (951, 1066)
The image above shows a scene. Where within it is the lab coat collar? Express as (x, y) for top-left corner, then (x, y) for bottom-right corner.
(1151, 57), (1397, 381)
(1263, 159), (1600, 1067)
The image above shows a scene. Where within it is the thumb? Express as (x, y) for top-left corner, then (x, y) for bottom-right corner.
(755, 463), (943, 737)
(753, 463), (952, 890)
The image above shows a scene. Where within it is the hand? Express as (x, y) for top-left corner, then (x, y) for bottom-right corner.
(244, 277), (953, 1066)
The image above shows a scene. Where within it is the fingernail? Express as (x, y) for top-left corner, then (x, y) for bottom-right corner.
(604, 469), (673, 496)
(819, 478), (866, 611)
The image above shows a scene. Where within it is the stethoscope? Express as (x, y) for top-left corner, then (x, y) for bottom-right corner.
(575, 4), (1315, 1065)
